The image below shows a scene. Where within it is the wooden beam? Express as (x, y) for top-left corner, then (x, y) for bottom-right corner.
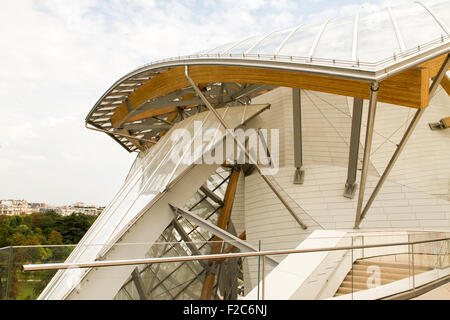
(442, 116), (450, 128)
(200, 274), (216, 300)
(188, 65), (429, 109)
(200, 169), (241, 300)
(441, 74), (450, 96)
(111, 67), (189, 128)
(418, 54), (449, 79)
(110, 64), (431, 128)
(378, 67), (429, 110)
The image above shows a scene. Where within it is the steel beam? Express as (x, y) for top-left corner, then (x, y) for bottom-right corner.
(292, 88), (305, 184)
(199, 185), (224, 206)
(354, 83), (379, 229)
(257, 129), (273, 168)
(171, 217), (211, 271)
(170, 204), (278, 267)
(344, 97), (364, 198)
(185, 66), (308, 230)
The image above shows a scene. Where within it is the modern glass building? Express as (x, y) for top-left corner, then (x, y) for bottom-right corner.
(33, 0), (449, 300)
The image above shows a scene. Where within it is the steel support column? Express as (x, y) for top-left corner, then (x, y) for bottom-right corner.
(344, 98), (364, 198)
(185, 66), (307, 230)
(293, 88), (305, 184)
(354, 83), (379, 229)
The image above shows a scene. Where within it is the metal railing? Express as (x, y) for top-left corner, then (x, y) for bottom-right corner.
(1, 233), (448, 300)
(22, 236), (450, 271)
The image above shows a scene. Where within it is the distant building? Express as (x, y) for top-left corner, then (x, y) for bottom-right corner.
(0, 200), (103, 216)
(0, 200), (32, 215)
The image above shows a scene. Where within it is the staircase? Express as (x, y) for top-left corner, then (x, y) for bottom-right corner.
(334, 254), (434, 296)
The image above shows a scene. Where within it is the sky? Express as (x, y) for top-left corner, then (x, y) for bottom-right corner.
(0, 0), (414, 206)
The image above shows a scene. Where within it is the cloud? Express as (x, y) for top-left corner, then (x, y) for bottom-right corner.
(19, 154), (47, 161)
(9, 123), (36, 140)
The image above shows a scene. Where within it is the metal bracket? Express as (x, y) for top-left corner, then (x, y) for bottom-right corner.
(343, 182), (358, 199)
(293, 167), (305, 184)
(429, 117), (450, 130)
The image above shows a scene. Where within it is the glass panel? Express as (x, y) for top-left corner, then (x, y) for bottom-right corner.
(248, 29), (292, 55)
(227, 36), (262, 54)
(430, 0), (450, 34)
(314, 17), (354, 61)
(277, 22), (322, 57)
(207, 42), (236, 54)
(175, 277), (203, 300)
(391, 3), (445, 50)
(357, 9), (402, 62)
(112, 165), (232, 300)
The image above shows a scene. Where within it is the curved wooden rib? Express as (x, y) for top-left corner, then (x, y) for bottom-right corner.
(110, 61), (434, 129)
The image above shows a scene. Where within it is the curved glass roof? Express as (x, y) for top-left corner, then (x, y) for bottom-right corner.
(200, 1), (448, 63)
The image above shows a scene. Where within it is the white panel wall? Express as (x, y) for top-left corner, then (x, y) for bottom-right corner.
(230, 170), (246, 236)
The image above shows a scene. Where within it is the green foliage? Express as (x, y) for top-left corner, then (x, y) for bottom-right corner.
(0, 211), (97, 247)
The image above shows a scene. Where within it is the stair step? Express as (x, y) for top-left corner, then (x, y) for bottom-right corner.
(356, 260), (432, 271)
(346, 270), (407, 280)
(336, 287), (354, 295)
(343, 275), (396, 284)
(334, 255), (436, 297)
(351, 264), (424, 275)
(340, 281), (369, 290)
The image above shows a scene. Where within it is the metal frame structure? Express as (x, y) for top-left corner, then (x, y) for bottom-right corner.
(292, 88), (305, 184)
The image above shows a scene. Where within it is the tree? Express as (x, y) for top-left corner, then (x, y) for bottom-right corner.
(47, 230), (63, 245)
(55, 213), (96, 244)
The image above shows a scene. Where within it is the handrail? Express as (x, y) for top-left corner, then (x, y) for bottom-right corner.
(23, 236), (449, 271)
